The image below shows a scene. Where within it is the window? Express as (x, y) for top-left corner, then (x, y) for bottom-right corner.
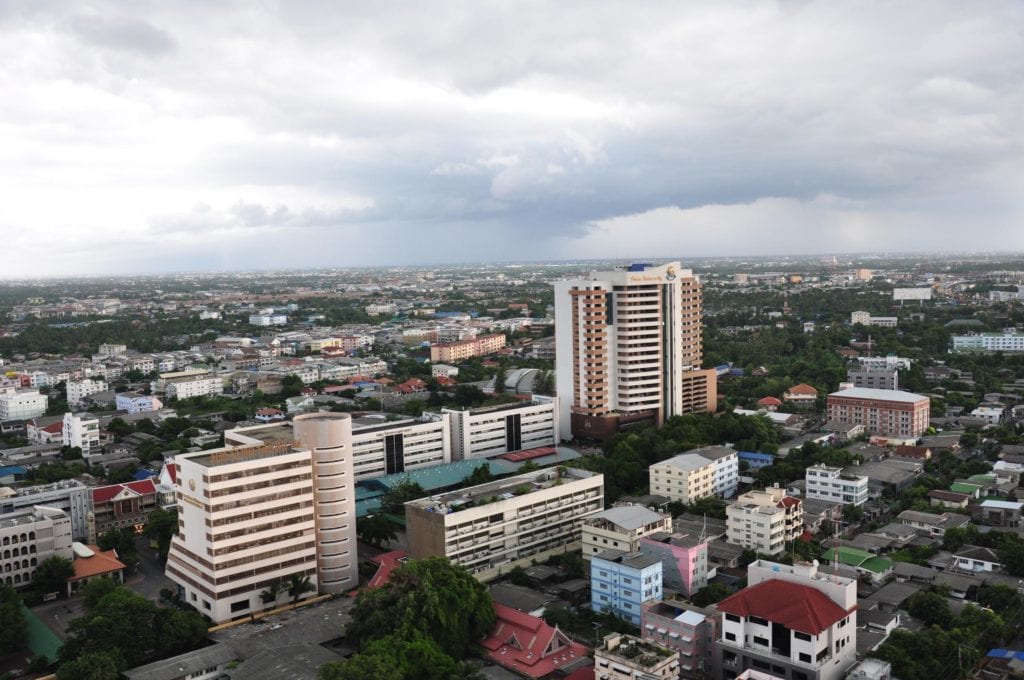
(794, 631), (812, 641)
(749, 615), (768, 627)
(753, 636), (769, 647)
(725, 633), (736, 641)
(799, 653), (811, 663)
(725, 614), (741, 623)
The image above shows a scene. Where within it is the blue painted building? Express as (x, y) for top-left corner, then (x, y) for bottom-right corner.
(591, 549), (663, 626)
(738, 451), (775, 469)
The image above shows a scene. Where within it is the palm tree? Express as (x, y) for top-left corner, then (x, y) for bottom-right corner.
(287, 574), (314, 604)
(259, 581), (282, 611)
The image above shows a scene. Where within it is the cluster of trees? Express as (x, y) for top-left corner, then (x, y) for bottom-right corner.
(941, 525), (1024, 577)
(57, 581), (208, 679)
(0, 584), (26, 656)
(873, 586), (1017, 680)
(573, 412), (778, 502)
(319, 558), (494, 680)
(751, 441), (861, 488)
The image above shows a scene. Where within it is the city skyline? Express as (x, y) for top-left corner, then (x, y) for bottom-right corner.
(1, 2), (1021, 276)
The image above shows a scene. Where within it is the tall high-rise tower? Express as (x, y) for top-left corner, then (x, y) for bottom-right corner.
(554, 261), (717, 440)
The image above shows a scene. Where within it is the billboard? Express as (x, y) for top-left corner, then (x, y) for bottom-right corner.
(893, 287), (932, 301)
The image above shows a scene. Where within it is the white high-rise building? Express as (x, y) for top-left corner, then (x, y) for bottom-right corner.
(62, 412), (101, 456)
(166, 414), (357, 623)
(444, 396), (559, 460)
(554, 262), (716, 441)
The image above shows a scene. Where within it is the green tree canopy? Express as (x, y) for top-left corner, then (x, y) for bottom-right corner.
(345, 557), (495, 659)
(0, 583), (26, 655)
(356, 514), (398, 548)
(33, 555), (74, 597)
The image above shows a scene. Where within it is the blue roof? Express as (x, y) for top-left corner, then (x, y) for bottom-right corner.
(0, 466), (26, 476)
(133, 469), (156, 481)
(987, 650), (1024, 661)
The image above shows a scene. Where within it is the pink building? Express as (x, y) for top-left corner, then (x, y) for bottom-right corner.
(638, 534), (708, 597)
(641, 600), (718, 680)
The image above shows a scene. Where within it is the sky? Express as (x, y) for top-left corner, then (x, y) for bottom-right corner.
(1, 1), (1022, 276)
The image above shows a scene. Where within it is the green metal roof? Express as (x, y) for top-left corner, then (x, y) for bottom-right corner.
(860, 557), (894, 574)
(823, 546), (873, 567)
(950, 482), (981, 495)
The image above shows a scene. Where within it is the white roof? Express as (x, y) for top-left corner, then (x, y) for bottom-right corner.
(657, 453), (715, 472)
(829, 388), (927, 403)
(590, 505), (666, 530)
(980, 499), (1023, 510)
(675, 610), (706, 625)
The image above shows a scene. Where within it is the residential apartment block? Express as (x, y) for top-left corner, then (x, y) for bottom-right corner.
(595, 633), (680, 680)
(649, 454), (714, 504)
(581, 505), (672, 560)
(591, 549), (663, 626)
(714, 560), (858, 680)
(642, 600), (717, 680)
(1, 505), (73, 590)
(165, 376), (224, 400)
(115, 392), (163, 413)
(846, 367), (898, 391)
(63, 412), (101, 456)
(429, 333), (506, 363)
(804, 465), (869, 507)
(405, 467), (604, 582)
(726, 487), (803, 556)
(66, 378), (108, 407)
(349, 414), (450, 479)
(0, 389), (48, 421)
(952, 332), (1024, 353)
(444, 397), (559, 461)
(166, 414), (358, 622)
(826, 388), (930, 437)
(689, 446), (739, 499)
(554, 261), (717, 441)
(639, 533), (709, 597)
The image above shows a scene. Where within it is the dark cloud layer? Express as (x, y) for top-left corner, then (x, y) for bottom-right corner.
(0, 1), (1021, 275)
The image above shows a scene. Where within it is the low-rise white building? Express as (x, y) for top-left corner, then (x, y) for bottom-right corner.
(66, 378), (108, 408)
(952, 332), (1024, 353)
(115, 392), (163, 413)
(649, 454), (715, 504)
(165, 377), (223, 400)
(249, 313), (288, 326)
(350, 414), (450, 479)
(0, 505), (74, 590)
(582, 505), (672, 560)
(805, 464), (869, 506)
(0, 389), (48, 421)
(726, 486), (803, 556)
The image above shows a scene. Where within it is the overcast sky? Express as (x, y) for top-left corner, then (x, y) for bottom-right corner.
(1, 1), (1022, 276)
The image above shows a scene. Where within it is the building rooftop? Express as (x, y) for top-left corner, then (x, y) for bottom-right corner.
(717, 578), (850, 636)
(124, 643), (239, 680)
(586, 505), (666, 532)
(656, 454), (715, 472)
(407, 466), (600, 514)
(593, 549), (662, 570)
(599, 633), (675, 669)
(829, 387), (928, 403)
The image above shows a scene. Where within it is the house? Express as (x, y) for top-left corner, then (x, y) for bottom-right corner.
(974, 500), (1023, 528)
(898, 510), (971, 538)
(757, 397), (782, 412)
(254, 408), (285, 423)
(783, 383), (819, 406)
(821, 546), (894, 583)
(90, 479), (159, 540)
(480, 603), (591, 679)
(928, 489), (971, 509)
(67, 542), (126, 596)
(893, 445), (932, 461)
(891, 561), (937, 586)
(953, 545), (1002, 573)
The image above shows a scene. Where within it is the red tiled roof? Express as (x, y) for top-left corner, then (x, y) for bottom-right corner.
(481, 604), (590, 679)
(71, 546), (126, 581)
(167, 463), (177, 485)
(255, 408), (283, 416)
(757, 396), (782, 406)
(786, 383), (819, 395)
(92, 479), (157, 504)
(777, 496), (801, 508)
(500, 446), (557, 462)
(716, 579), (852, 635)
(368, 549), (408, 589)
(40, 422), (64, 434)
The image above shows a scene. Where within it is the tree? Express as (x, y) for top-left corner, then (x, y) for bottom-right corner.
(0, 584), (26, 655)
(144, 508), (178, 558)
(56, 650), (124, 680)
(345, 557), (495, 659)
(32, 555), (74, 597)
(280, 374), (304, 399)
(462, 463), (494, 487)
(356, 514), (398, 548)
(97, 527), (139, 569)
(81, 578), (117, 610)
(260, 581), (283, 611)
(691, 583), (731, 607)
(287, 573), (315, 604)
(380, 478), (426, 514)
(906, 591), (953, 628)
(452, 384), (486, 408)
(106, 417), (132, 437)
(319, 633), (458, 680)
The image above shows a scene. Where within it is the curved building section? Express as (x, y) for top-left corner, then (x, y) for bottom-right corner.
(293, 413), (357, 594)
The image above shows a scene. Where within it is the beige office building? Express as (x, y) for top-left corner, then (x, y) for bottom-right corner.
(406, 467), (604, 582)
(726, 486), (803, 556)
(166, 414), (357, 623)
(649, 455), (715, 504)
(554, 262), (717, 441)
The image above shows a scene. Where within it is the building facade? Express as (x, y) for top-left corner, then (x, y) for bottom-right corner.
(638, 534), (709, 597)
(649, 454), (715, 504)
(90, 479), (159, 540)
(350, 414), (450, 479)
(405, 467), (604, 582)
(726, 487), (803, 556)
(429, 334), (507, 363)
(165, 377), (224, 400)
(63, 412), (101, 456)
(581, 505), (672, 560)
(847, 368), (898, 391)
(826, 388), (930, 437)
(952, 332), (1024, 353)
(0, 389), (48, 421)
(0, 480), (91, 540)
(804, 465), (869, 506)
(67, 378), (108, 407)
(554, 262), (717, 441)
(445, 397), (559, 461)
(642, 600), (717, 680)
(591, 550), (663, 626)
(595, 633), (680, 680)
(714, 561), (858, 680)
(115, 392), (163, 413)
(166, 414), (358, 622)
(0, 505), (73, 589)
